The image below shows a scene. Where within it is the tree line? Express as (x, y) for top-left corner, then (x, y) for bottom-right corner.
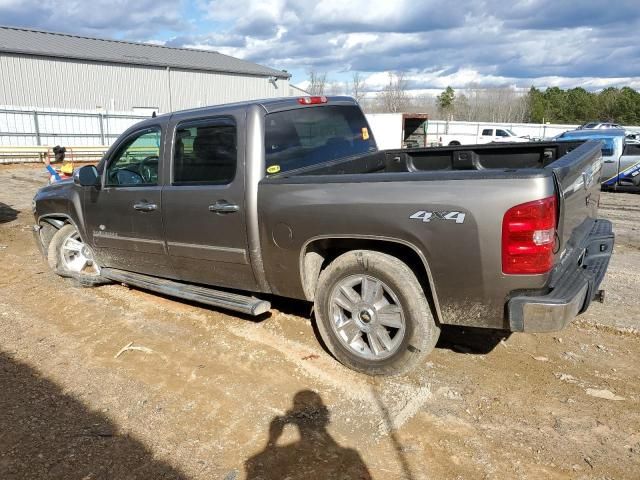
(306, 70), (640, 125)
(527, 86), (640, 125)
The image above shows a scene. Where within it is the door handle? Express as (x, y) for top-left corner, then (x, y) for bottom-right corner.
(133, 202), (157, 212)
(604, 160), (615, 164)
(209, 200), (239, 213)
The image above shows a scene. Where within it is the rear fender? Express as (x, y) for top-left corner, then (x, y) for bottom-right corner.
(299, 234), (443, 324)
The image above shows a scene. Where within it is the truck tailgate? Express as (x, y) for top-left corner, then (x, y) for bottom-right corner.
(508, 140), (613, 332)
(546, 141), (603, 251)
(508, 218), (614, 332)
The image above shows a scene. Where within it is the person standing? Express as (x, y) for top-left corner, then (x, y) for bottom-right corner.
(42, 146), (73, 183)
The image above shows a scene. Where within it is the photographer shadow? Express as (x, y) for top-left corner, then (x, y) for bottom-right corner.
(245, 390), (372, 480)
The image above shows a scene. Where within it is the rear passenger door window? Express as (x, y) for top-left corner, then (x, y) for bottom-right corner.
(173, 119), (237, 185)
(481, 129), (493, 136)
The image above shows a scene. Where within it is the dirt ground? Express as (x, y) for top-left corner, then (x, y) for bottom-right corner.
(0, 164), (639, 480)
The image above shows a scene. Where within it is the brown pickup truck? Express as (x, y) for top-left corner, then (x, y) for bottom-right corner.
(33, 96), (614, 375)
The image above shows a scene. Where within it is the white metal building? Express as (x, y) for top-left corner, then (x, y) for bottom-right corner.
(0, 26), (291, 113)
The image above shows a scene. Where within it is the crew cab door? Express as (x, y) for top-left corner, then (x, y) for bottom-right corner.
(494, 129), (512, 142)
(478, 128), (495, 143)
(84, 126), (174, 277)
(162, 115), (258, 290)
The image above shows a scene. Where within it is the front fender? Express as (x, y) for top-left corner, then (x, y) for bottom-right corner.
(34, 181), (88, 243)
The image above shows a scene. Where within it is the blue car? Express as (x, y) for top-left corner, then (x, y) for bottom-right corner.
(556, 129), (640, 192)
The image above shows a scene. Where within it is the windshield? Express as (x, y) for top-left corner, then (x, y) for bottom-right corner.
(264, 105), (376, 174)
(558, 134), (623, 157)
(505, 129), (517, 136)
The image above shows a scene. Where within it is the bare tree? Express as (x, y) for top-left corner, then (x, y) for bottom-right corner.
(327, 81), (344, 96)
(445, 86), (530, 123)
(362, 81), (531, 120)
(349, 72), (366, 104)
(376, 72), (409, 113)
(308, 70), (328, 96)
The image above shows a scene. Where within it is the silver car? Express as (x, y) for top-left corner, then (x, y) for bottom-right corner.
(578, 122), (622, 130)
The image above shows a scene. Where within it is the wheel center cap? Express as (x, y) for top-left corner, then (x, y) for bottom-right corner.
(359, 309), (374, 324)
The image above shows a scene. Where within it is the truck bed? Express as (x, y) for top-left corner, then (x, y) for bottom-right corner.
(270, 141), (585, 177)
(259, 140), (604, 330)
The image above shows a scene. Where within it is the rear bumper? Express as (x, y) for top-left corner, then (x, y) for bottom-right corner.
(508, 219), (614, 332)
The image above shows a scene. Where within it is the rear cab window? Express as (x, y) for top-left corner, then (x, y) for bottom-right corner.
(264, 105), (376, 174)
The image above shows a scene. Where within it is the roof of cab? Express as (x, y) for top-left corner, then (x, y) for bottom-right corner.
(560, 128), (626, 138)
(116, 96), (361, 136)
(169, 95), (359, 118)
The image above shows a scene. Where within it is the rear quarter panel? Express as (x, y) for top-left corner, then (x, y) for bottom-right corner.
(259, 173), (555, 329)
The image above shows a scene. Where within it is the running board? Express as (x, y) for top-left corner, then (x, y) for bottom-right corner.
(101, 268), (271, 316)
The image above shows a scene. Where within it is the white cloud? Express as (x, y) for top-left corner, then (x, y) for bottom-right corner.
(0, 0), (188, 38)
(3, 0), (639, 91)
(191, 0), (640, 90)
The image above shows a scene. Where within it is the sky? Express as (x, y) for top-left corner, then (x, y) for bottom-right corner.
(1, 0), (639, 95)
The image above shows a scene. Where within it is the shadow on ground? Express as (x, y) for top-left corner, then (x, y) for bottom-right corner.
(0, 202), (19, 224)
(436, 325), (510, 354)
(245, 390), (372, 480)
(0, 351), (187, 480)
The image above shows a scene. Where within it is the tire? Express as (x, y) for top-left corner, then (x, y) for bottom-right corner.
(47, 224), (108, 286)
(314, 250), (440, 376)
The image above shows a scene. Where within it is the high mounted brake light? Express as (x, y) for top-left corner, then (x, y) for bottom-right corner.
(502, 195), (557, 275)
(298, 96), (328, 105)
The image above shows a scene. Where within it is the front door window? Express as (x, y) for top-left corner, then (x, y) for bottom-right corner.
(106, 129), (161, 187)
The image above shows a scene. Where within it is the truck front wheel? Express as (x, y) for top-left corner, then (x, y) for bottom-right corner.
(47, 224), (107, 286)
(314, 250), (440, 376)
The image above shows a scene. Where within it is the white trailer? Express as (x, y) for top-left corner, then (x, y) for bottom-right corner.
(365, 113), (430, 150)
(364, 115), (582, 149)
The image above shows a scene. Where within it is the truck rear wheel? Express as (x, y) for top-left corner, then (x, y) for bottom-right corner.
(47, 224), (107, 286)
(314, 250), (440, 376)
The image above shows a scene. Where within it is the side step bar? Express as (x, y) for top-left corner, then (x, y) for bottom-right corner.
(101, 268), (271, 316)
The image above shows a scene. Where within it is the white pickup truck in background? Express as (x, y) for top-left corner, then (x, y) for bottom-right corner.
(440, 127), (530, 146)
(364, 114), (571, 149)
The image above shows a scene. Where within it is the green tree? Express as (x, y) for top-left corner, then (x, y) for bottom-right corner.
(565, 87), (596, 123)
(597, 87), (620, 121)
(436, 86), (456, 119)
(612, 87), (640, 124)
(542, 87), (569, 123)
(527, 86), (547, 123)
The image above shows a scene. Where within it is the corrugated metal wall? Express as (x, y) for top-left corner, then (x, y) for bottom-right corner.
(170, 69), (289, 109)
(0, 53), (290, 113)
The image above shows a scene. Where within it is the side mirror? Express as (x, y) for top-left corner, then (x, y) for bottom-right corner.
(74, 165), (100, 187)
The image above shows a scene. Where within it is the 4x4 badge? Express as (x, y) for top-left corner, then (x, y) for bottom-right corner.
(409, 211), (466, 224)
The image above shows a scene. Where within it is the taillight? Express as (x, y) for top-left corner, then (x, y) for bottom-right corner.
(502, 195), (557, 274)
(298, 96), (328, 105)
